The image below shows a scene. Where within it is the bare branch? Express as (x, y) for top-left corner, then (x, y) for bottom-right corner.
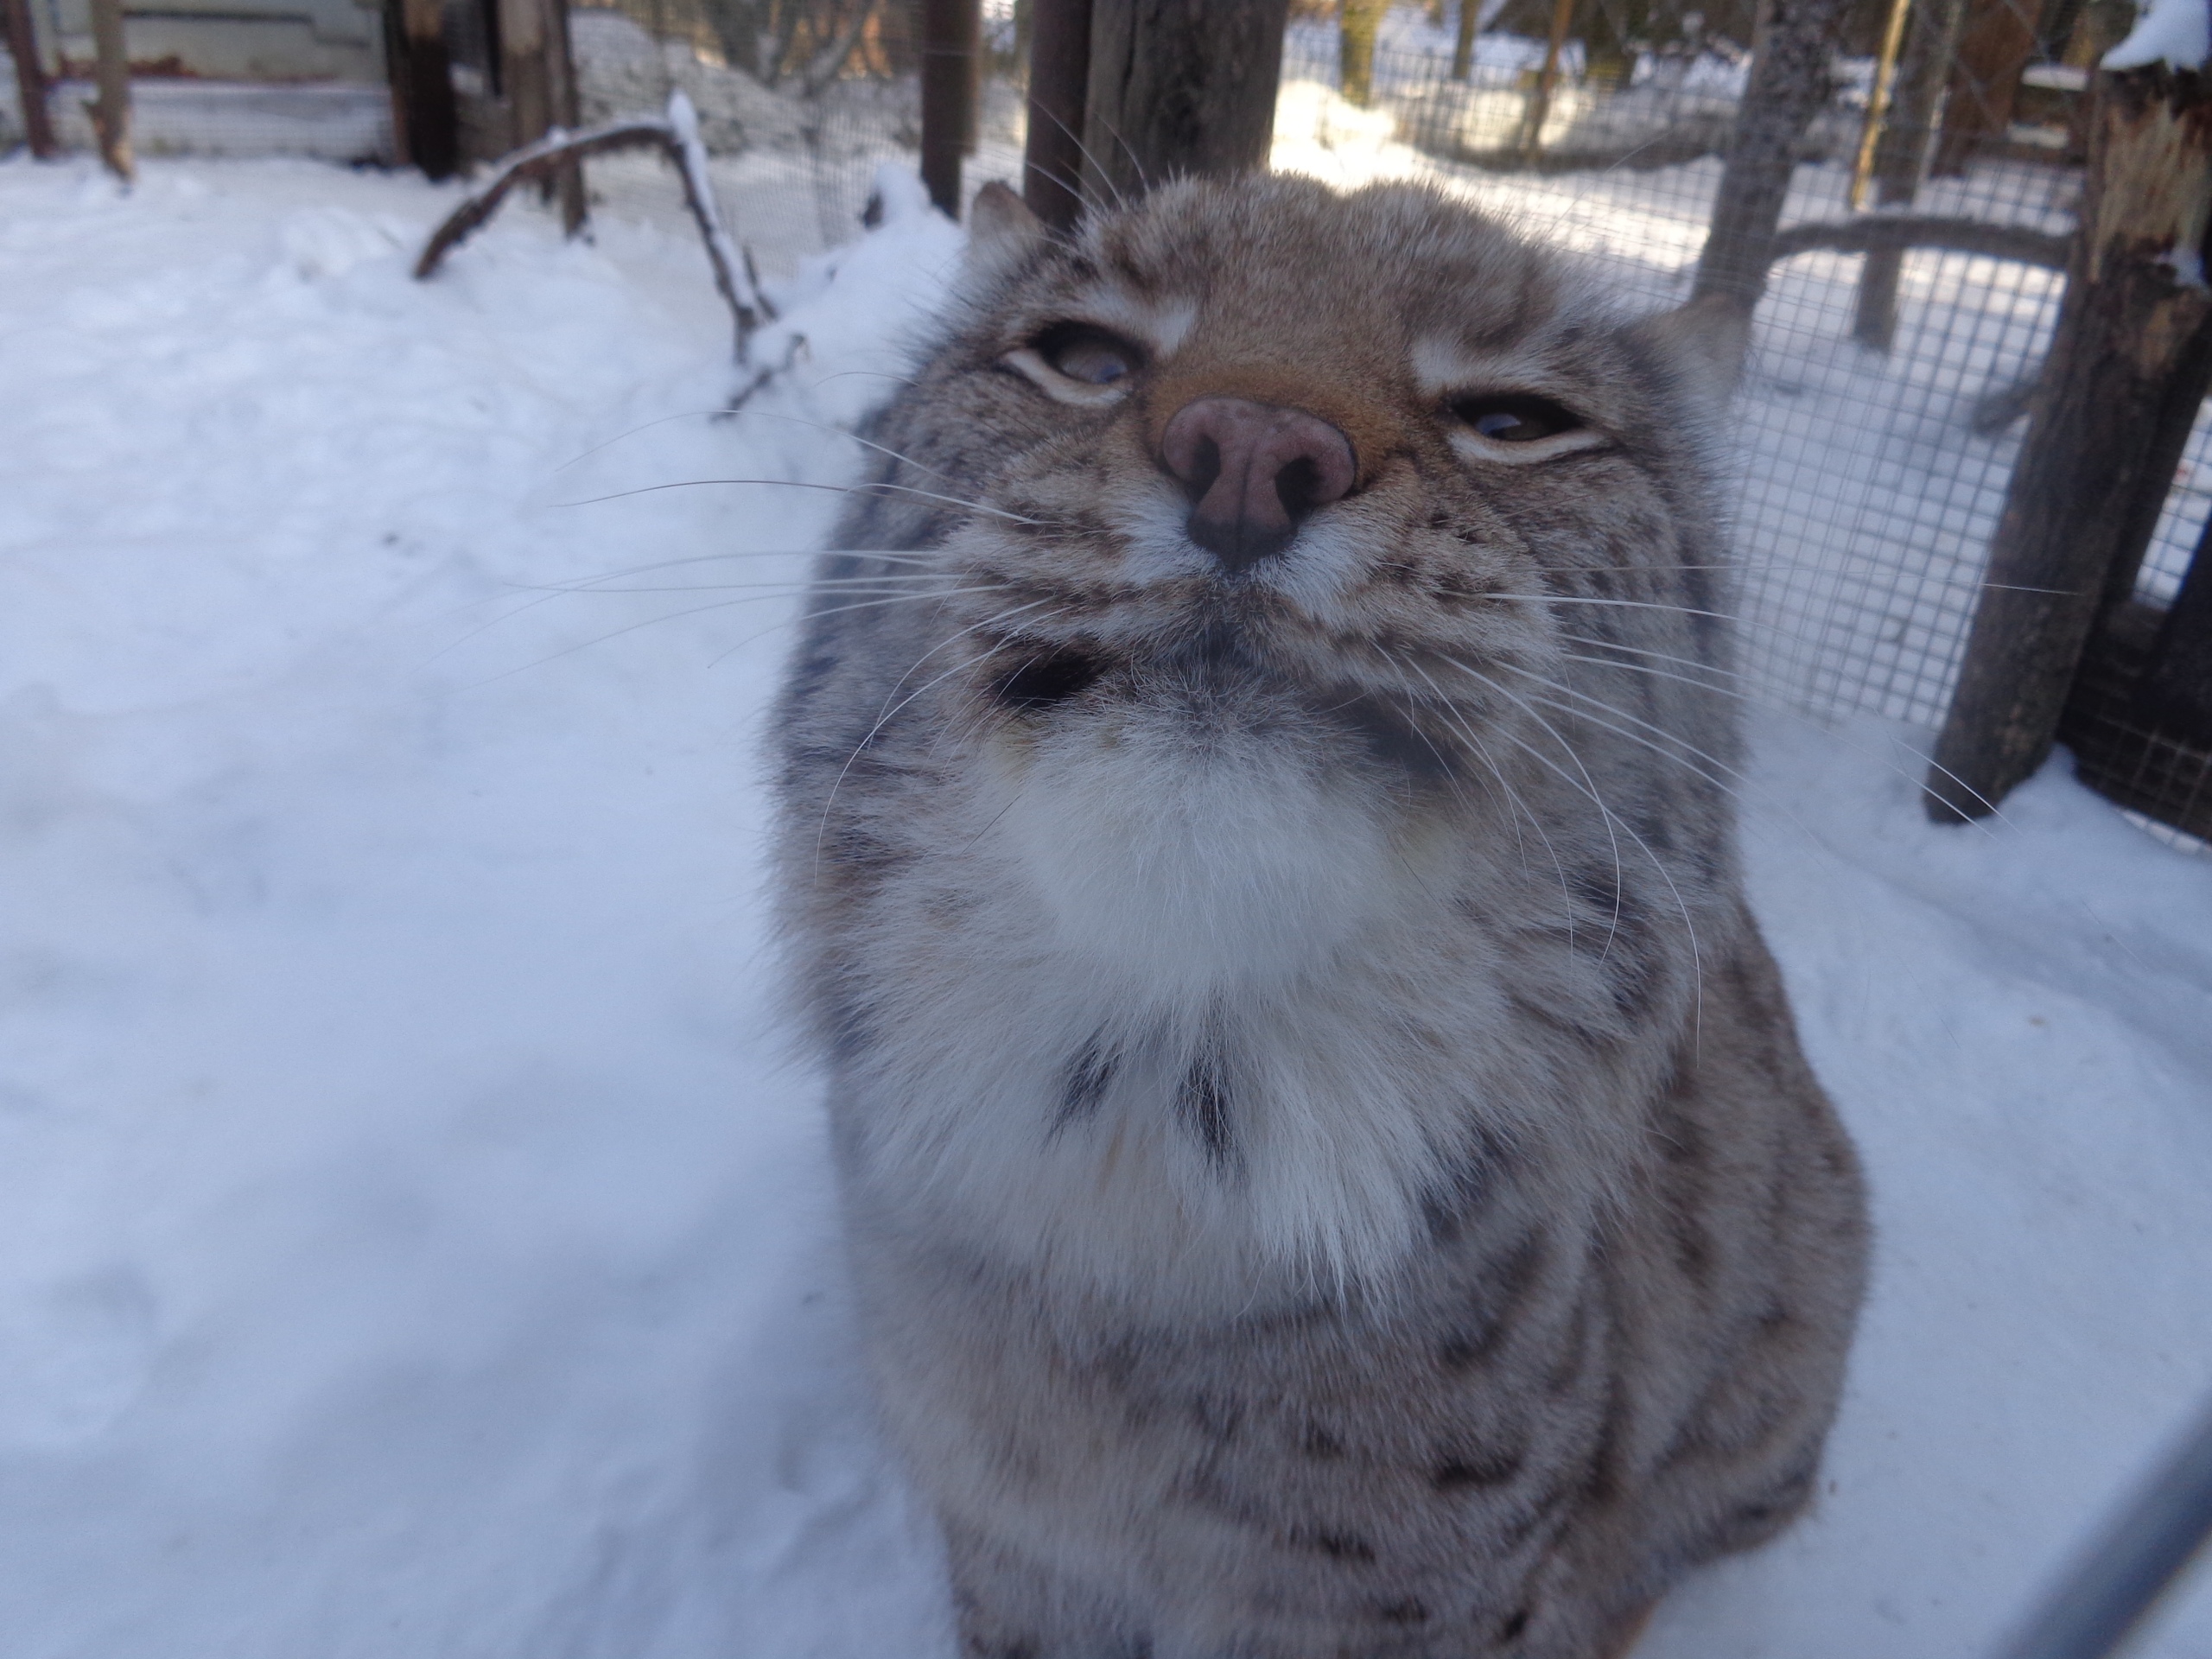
(412, 99), (775, 359)
(1766, 213), (2073, 270)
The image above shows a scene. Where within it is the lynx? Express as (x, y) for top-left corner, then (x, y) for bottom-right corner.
(770, 173), (1868, 1658)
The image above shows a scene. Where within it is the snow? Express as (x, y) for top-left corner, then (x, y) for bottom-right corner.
(2105, 0), (2212, 71)
(1, 149), (2209, 1659)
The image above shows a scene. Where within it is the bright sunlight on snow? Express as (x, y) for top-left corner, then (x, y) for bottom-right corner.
(1, 151), (2209, 1658)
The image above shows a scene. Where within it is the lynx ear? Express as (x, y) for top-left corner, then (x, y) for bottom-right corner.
(967, 181), (1051, 280)
(1637, 291), (1752, 400)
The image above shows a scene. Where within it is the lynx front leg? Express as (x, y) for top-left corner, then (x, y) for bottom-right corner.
(943, 1516), (1151, 1659)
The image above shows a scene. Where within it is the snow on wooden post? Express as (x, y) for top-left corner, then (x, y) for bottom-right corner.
(389, 0), (461, 181)
(1023, 0), (1094, 230)
(1080, 0), (1290, 207)
(3, 0), (57, 159)
(1926, 61), (2212, 822)
(86, 0), (131, 181)
(1691, 0), (1855, 308)
(921, 0), (979, 216)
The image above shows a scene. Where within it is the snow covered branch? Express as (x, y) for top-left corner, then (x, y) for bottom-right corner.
(412, 92), (774, 358)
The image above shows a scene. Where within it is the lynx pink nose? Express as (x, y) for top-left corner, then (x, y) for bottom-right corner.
(1159, 396), (1358, 573)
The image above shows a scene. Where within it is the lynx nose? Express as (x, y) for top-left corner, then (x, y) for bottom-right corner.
(1159, 396), (1357, 573)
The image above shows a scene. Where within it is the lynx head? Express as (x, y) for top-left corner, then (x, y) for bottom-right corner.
(813, 175), (1740, 989)
(781, 175), (1749, 1296)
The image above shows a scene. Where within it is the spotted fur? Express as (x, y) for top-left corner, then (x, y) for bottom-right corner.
(771, 175), (1867, 1658)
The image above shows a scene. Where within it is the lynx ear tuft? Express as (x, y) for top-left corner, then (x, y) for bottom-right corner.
(1638, 291), (1752, 400)
(967, 181), (1051, 280)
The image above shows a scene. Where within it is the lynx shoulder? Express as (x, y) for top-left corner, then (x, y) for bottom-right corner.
(770, 172), (1867, 1659)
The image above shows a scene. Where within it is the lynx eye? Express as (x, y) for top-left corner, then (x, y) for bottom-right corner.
(1449, 394), (1580, 442)
(1033, 322), (1144, 385)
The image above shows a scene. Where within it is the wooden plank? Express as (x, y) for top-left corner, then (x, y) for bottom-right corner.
(1023, 0), (1093, 228)
(1925, 66), (2212, 821)
(3, 0), (56, 159)
(1080, 0), (1290, 207)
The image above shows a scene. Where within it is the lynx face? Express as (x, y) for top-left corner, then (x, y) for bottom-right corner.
(779, 175), (1745, 1302)
(903, 177), (1731, 987)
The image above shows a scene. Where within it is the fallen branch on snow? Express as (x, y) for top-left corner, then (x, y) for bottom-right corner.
(413, 92), (776, 359)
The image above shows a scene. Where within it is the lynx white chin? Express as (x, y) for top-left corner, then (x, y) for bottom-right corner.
(988, 713), (1408, 995)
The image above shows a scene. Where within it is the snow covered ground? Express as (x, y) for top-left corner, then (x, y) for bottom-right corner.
(1, 146), (2209, 1659)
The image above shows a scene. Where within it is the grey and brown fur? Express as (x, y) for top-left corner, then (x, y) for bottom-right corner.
(770, 174), (1867, 1658)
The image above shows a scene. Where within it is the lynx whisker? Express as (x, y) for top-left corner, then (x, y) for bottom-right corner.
(1384, 645), (1585, 950)
(1446, 657), (1700, 997)
(551, 475), (1055, 527)
(1554, 638), (2017, 830)
(812, 594), (1070, 870)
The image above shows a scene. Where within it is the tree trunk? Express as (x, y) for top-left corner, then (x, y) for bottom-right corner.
(1080, 0), (1290, 207)
(1926, 67), (2212, 822)
(702, 0), (764, 76)
(1691, 0), (1853, 305)
(87, 0), (131, 181)
(1452, 0), (1479, 79)
(1516, 0), (1576, 156)
(1023, 0), (1095, 229)
(3, 0), (56, 158)
(1339, 0), (1386, 106)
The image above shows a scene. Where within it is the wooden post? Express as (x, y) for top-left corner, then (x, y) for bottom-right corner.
(1847, 0), (1913, 208)
(1931, 0), (2038, 173)
(1452, 0), (1479, 79)
(86, 0), (130, 181)
(1023, 0), (1094, 229)
(921, 0), (978, 216)
(1691, 0), (1854, 306)
(548, 0), (584, 233)
(3, 0), (56, 158)
(2139, 525), (2212, 736)
(1926, 67), (2212, 822)
(1080, 0), (1290, 207)
(390, 0), (461, 180)
(1516, 0), (1576, 158)
(1340, 0), (1385, 107)
(1853, 0), (1967, 347)
(498, 0), (584, 232)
